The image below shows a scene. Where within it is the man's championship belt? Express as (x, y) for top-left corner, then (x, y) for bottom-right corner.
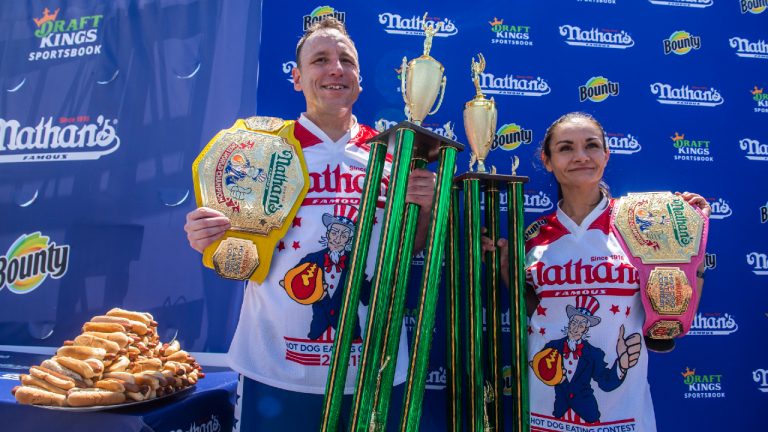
(611, 192), (708, 347)
(192, 116), (309, 283)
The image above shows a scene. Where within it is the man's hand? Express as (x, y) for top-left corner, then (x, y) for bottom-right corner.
(675, 191), (711, 218)
(184, 207), (231, 253)
(616, 324), (642, 373)
(481, 231), (510, 288)
(406, 168), (436, 252)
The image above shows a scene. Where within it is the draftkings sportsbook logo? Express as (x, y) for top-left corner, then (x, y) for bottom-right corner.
(559, 25), (634, 49)
(682, 367), (725, 399)
(747, 252), (768, 275)
(29, 7), (103, 62)
(753, 86), (768, 113)
(671, 132), (713, 162)
(709, 198), (733, 219)
(648, 0), (713, 7)
(729, 37), (768, 59)
(0, 232), (70, 295)
(579, 76), (619, 102)
(606, 132), (642, 155)
(741, 0), (768, 13)
(378, 13), (458, 37)
(479, 71), (551, 97)
(488, 18), (533, 46)
(739, 138), (768, 161)
(651, 82), (724, 107)
(493, 123), (533, 151)
(0, 115), (120, 163)
(302, 6), (345, 31)
(689, 312), (739, 335)
(663, 31), (701, 55)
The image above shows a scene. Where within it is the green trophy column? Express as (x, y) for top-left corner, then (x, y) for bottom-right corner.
(320, 140), (388, 432)
(445, 185), (463, 432)
(507, 181), (529, 432)
(399, 145), (458, 432)
(485, 185), (503, 432)
(463, 178), (484, 432)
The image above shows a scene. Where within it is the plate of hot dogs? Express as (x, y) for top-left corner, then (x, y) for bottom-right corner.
(11, 308), (204, 410)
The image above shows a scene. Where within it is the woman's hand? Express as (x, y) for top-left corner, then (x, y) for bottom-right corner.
(676, 191), (711, 218)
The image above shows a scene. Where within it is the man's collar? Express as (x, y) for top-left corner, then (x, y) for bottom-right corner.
(298, 113), (359, 146)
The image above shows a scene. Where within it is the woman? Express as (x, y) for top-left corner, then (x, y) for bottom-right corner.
(485, 112), (710, 431)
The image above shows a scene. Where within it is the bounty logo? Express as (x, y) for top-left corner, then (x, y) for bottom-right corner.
(489, 18), (533, 46)
(480, 72), (551, 97)
(729, 37), (768, 59)
(741, 0), (768, 13)
(671, 132), (713, 162)
(425, 367), (447, 390)
(710, 198), (732, 219)
(378, 13), (458, 37)
(663, 31), (701, 55)
(650, 82), (724, 107)
(524, 191), (555, 213)
(689, 312), (739, 335)
(648, 0), (713, 7)
(747, 252), (768, 275)
(0, 115), (120, 163)
(752, 86), (768, 113)
(579, 76), (619, 102)
(29, 8), (103, 62)
(606, 132), (642, 155)
(739, 138), (768, 161)
(302, 6), (345, 31)
(753, 369), (768, 393)
(559, 25), (634, 49)
(0, 232), (69, 295)
(493, 123), (533, 151)
(760, 201), (768, 223)
(681, 367), (725, 399)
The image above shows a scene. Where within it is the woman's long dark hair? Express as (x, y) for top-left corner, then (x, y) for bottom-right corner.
(540, 112), (611, 201)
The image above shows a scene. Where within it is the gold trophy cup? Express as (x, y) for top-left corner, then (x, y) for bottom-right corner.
(463, 53), (497, 173)
(401, 12), (447, 125)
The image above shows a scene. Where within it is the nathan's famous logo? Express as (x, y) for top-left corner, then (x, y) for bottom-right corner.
(747, 252), (768, 275)
(648, 0), (713, 7)
(682, 367), (725, 399)
(671, 132), (713, 162)
(739, 138), (768, 161)
(0, 115), (120, 163)
(168, 415), (221, 432)
(667, 198), (694, 246)
(689, 312), (739, 335)
(606, 132), (641, 155)
(425, 367), (447, 390)
(375, 118), (456, 140)
(29, 8), (103, 62)
(493, 123), (532, 151)
(579, 76), (619, 102)
(741, 0), (768, 13)
(651, 82), (724, 107)
(753, 86), (768, 113)
(754, 369), (768, 393)
(489, 17), (532, 46)
(378, 13), (458, 37)
(709, 198), (732, 219)
(559, 25), (634, 49)
(761, 201), (768, 224)
(263, 150), (294, 215)
(479, 71), (551, 97)
(0, 232), (69, 295)
(705, 252), (717, 270)
(303, 6), (345, 31)
(577, 0), (616, 3)
(729, 37), (768, 59)
(524, 191), (554, 213)
(664, 31), (701, 55)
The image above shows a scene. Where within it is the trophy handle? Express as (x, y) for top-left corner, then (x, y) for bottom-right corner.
(428, 75), (447, 116)
(400, 57), (409, 106)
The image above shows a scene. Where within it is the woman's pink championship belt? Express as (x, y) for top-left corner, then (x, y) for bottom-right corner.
(611, 192), (709, 341)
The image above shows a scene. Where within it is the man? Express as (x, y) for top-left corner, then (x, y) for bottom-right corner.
(184, 18), (434, 430)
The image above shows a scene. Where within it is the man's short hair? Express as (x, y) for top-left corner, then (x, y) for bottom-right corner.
(295, 17), (357, 68)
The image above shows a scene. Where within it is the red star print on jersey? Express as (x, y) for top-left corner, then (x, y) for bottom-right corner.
(292, 241), (301, 250)
(277, 241), (285, 252)
(539, 328), (546, 335)
(528, 325), (533, 335)
(625, 306), (631, 317)
(536, 305), (547, 316)
(610, 304), (620, 315)
(292, 217), (302, 227)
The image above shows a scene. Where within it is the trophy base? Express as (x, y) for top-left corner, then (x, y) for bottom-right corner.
(454, 172), (529, 188)
(370, 121), (464, 163)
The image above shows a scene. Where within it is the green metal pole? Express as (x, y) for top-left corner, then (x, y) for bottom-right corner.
(349, 127), (415, 431)
(399, 146), (458, 432)
(463, 178), (484, 432)
(485, 185), (503, 432)
(370, 158), (429, 430)
(320, 140), (388, 432)
(508, 181), (529, 432)
(445, 185), (463, 432)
